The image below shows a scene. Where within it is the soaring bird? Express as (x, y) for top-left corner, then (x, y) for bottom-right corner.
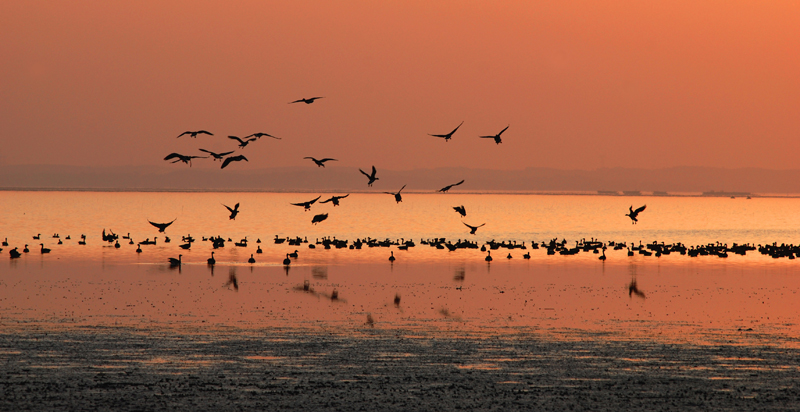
(245, 132), (280, 140)
(168, 254), (182, 267)
(429, 121), (464, 142)
(453, 205), (466, 217)
(625, 205), (647, 224)
(198, 149), (234, 161)
(320, 194), (349, 206)
(227, 135), (257, 148)
(438, 180), (465, 193)
(221, 155), (248, 169)
(292, 196), (321, 211)
(385, 185), (406, 203)
(177, 130), (213, 138)
(311, 213), (328, 225)
(148, 219), (176, 233)
(479, 125), (509, 145)
(164, 153), (207, 166)
(463, 222), (485, 235)
(223, 203), (240, 220)
(304, 157), (337, 167)
(289, 97), (324, 104)
(359, 166), (379, 186)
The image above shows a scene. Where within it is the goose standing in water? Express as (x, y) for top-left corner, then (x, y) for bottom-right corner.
(207, 252), (216, 265)
(599, 247), (607, 261)
(40, 244), (51, 254)
(248, 254), (256, 264)
(485, 251), (493, 262)
(389, 251), (395, 262)
(168, 255), (182, 267)
(23, 245), (29, 253)
(283, 254), (291, 265)
(10, 248), (21, 259)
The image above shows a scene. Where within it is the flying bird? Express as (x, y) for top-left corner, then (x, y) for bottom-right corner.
(221, 155), (248, 169)
(304, 157), (337, 167)
(429, 121), (464, 142)
(453, 205), (466, 217)
(625, 205), (647, 224)
(311, 213), (328, 224)
(177, 130), (213, 138)
(463, 222), (485, 235)
(438, 180), (465, 193)
(227, 135), (257, 148)
(223, 203), (240, 220)
(289, 97), (324, 104)
(291, 195), (322, 211)
(320, 194), (349, 206)
(198, 149), (234, 161)
(163, 153), (207, 166)
(359, 166), (379, 186)
(385, 185), (406, 203)
(149, 219), (176, 233)
(245, 132), (280, 140)
(479, 125), (509, 145)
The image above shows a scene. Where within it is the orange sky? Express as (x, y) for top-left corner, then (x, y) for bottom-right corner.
(1, 1), (798, 171)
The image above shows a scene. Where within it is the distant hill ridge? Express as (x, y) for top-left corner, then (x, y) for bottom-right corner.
(1, 165), (799, 194)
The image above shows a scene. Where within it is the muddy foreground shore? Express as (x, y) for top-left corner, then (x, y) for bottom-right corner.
(1, 326), (798, 411)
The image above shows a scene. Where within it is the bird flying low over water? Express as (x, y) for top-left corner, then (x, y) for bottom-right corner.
(198, 149), (234, 161)
(290, 97), (324, 104)
(149, 219), (176, 233)
(292, 196), (322, 211)
(453, 205), (466, 217)
(320, 194), (349, 206)
(177, 130), (213, 138)
(228, 135), (257, 148)
(223, 203), (240, 220)
(463, 222), (485, 235)
(359, 166), (379, 186)
(164, 153), (207, 166)
(221, 155), (248, 169)
(479, 125), (509, 145)
(438, 180), (465, 193)
(245, 132), (280, 140)
(385, 185), (407, 203)
(304, 157), (337, 167)
(625, 205), (647, 224)
(429, 121), (464, 142)
(311, 213), (328, 224)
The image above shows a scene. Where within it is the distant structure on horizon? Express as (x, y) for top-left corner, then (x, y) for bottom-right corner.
(702, 190), (751, 197)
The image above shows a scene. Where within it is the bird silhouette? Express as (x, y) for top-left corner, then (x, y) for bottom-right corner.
(625, 205), (647, 224)
(289, 97), (324, 104)
(389, 251), (395, 262)
(438, 180), (465, 193)
(248, 254), (256, 264)
(479, 125), (509, 144)
(453, 205), (466, 217)
(359, 166), (379, 186)
(385, 185), (406, 203)
(628, 280), (646, 299)
(9, 248), (21, 259)
(164, 153), (207, 166)
(320, 194), (349, 206)
(223, 203), (240, 220)
(292, 196), (321, 211)
(177, 130), (213, 138)
(149, 219), (175, 233)
(394, 293), (401, 307)
(198, 149), (234, 161)
(311, 213), (328, 225)
(207, 251), (216, 265)
(463, 222), (486, 235)
(221, 155), (248, 169)
(283, 253), (291, 265)
(227, 135), (257, 148)
(40, 244), (51, 254)
(429, 121), (464, 142)
(168, 254), (182, 267)
(245, 132), (280, 140)
(304, 157), (337, 167)
(485, 251), (493, 262)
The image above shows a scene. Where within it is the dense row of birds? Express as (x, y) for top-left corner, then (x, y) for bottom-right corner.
(4, 230), (798, 263)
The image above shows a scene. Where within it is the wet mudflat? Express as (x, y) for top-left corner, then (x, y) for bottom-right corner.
(1, 326), (798, 411)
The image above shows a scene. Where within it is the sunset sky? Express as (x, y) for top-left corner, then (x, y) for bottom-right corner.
(1, 1), (798, 172)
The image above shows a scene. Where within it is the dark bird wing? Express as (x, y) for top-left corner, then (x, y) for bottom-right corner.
(634, 205), (647, 214)
(497, 125), (510, 135)
(197, 130), (213, 136)
(449, 121), (464, 135)
(227, 135), (245, 144)
(319, 197), (333, 204)
(308, 196), (321, 205)
(163, 153), (184, 161)
(221, 155), (248, 169)
(177, 132), (190, 138)
(319, 158), (337, 163)
(452, 179), (465, 187)
(148, 219), (176, 231)
(370, 165), (377, 177)
(223, 204), (234, 213)
(398, 184), (406, 193)
(198, 148), (216, 156)
(304, 157), (318, 162)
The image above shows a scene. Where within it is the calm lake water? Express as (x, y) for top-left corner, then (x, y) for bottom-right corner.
(1, 191), (799, 346)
